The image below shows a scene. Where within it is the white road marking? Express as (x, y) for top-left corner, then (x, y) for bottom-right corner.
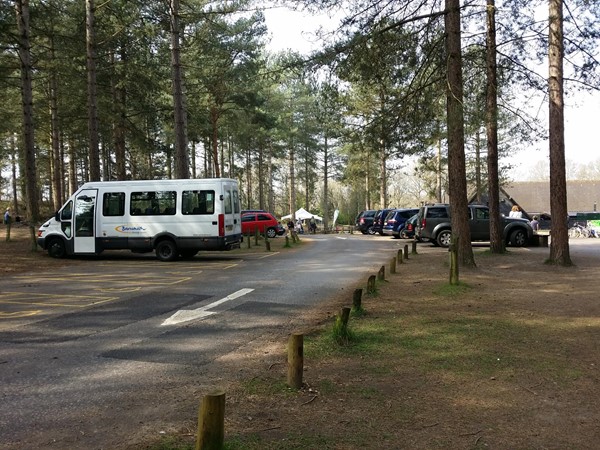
(161, 288), (254, 326)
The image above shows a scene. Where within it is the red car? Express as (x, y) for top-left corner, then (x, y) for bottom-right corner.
(241, 211), (280, 238)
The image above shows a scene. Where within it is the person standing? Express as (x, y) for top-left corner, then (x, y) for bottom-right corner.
(530, 215), (540, 231)
(509, 205), (523, 218)
(4, 207), (11, 242)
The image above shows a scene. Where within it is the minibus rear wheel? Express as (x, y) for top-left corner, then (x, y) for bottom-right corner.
(47, 238), (66, 258)
(155, 239), (178, 262)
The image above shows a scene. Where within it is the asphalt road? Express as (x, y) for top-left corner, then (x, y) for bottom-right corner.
(0, 233), (408, 449)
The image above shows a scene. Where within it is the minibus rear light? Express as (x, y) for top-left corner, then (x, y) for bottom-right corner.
(218, 214), (225, 237)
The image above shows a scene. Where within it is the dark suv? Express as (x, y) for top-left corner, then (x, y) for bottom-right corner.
(382, 208), (420, 238)
(416, 203), (533, 247)
(372, 208), (397, 235)
(355, 210), (377, 234)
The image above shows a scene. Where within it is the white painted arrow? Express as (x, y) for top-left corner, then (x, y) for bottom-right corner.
(161, 288), (254, 326)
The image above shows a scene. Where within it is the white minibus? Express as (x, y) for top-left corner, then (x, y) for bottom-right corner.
(37, 178), (242, 261)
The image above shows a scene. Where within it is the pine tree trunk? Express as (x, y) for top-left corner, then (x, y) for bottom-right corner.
(15, 0), (39, 230)
(210, 106), (221, 178)
(548, 0), (572, 265)
(170, 0), (189, 179)
(445, 0), (475, 267)
(486, 0), (504, 253)
(86, 0), (101, 181)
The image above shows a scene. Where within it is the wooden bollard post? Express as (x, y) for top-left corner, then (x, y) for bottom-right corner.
(196, 390), (225, 450)
(377, 265), (385, 281)
(390, 257), (396, 274)
(352, 288), (362, 310)
(254, 228), (260, 245)
(287, 333), (304, 389)
(411, 240), (418, 254)
(265, 240), (271, 251)
(397, 249), (404, 264)
(367, 275), (376, 294)
(403, 244), (409, 260)
(246, 234), (251, 249)
(338, 307), (351, 332)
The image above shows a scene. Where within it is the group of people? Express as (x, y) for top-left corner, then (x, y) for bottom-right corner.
(510, 205), (540, 231)
(286, 216), (317, 235)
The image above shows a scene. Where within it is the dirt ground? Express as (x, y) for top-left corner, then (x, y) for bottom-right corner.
(2, 224), (600, 449)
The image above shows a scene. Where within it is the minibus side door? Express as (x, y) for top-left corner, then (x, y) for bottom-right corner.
(74, 189), (97, 254)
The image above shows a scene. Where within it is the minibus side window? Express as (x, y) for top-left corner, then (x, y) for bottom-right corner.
(233, 189), (240, 214)
(60, 200), (73, 238)
(182, 190), (215, 215)
(224, 190), (232, 214)
(103, 192), (125, 216)
(60, 201), (73, 221)
(156, 191), (176, 215)
(75, 196), (95, 237)
(131, 191), (175, 215)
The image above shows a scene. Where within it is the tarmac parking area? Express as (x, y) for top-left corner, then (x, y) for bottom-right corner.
(0, 253), (274, 325)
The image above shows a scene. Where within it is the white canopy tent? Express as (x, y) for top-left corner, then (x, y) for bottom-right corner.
(281, 207), (322, 222)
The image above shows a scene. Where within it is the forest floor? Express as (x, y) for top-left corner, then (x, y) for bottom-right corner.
(1, 223), (599, 449)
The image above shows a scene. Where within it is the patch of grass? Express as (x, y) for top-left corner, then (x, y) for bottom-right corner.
(147, 435), (194, 450)
(239, 377), (294, 397)
(305, 321), (399, 361)
(331, 313), (355, 345)
(317, 378), (337, 394)
(476, 248), (511, 257)
(225, 433), (336, 450)
(308, 305), (583, 386)
(354, 386), (383, 399)
(433, 281), (472, 296)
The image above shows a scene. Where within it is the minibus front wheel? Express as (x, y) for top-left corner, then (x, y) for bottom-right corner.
(155, 239), (178, 262)
(47, 238), (66, 258)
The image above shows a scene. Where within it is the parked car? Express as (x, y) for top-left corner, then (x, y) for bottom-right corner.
(355, 210), (377, 234)
(415, 203), (533, 247)
(241, 211), (280, 238)
(402, 213), (419, 239)
(275, 223), (286, 236)
(382, 208), (420, 238)
(372, 208), (396, 235)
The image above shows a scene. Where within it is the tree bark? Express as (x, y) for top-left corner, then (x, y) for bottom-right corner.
(445, 0), (475, 267)
(323, 134), (329, 231)
(15, 0), (39, 232)
(210, 106), (221, 177)
(170, 0), (189, 179)
(548, 0), (572, 265)
(86, 0), (101, 181)
(111, 48), (127, 181)
(486, 0), (504, 253)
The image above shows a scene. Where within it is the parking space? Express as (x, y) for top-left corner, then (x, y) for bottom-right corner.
(0, 255), (260, 324)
